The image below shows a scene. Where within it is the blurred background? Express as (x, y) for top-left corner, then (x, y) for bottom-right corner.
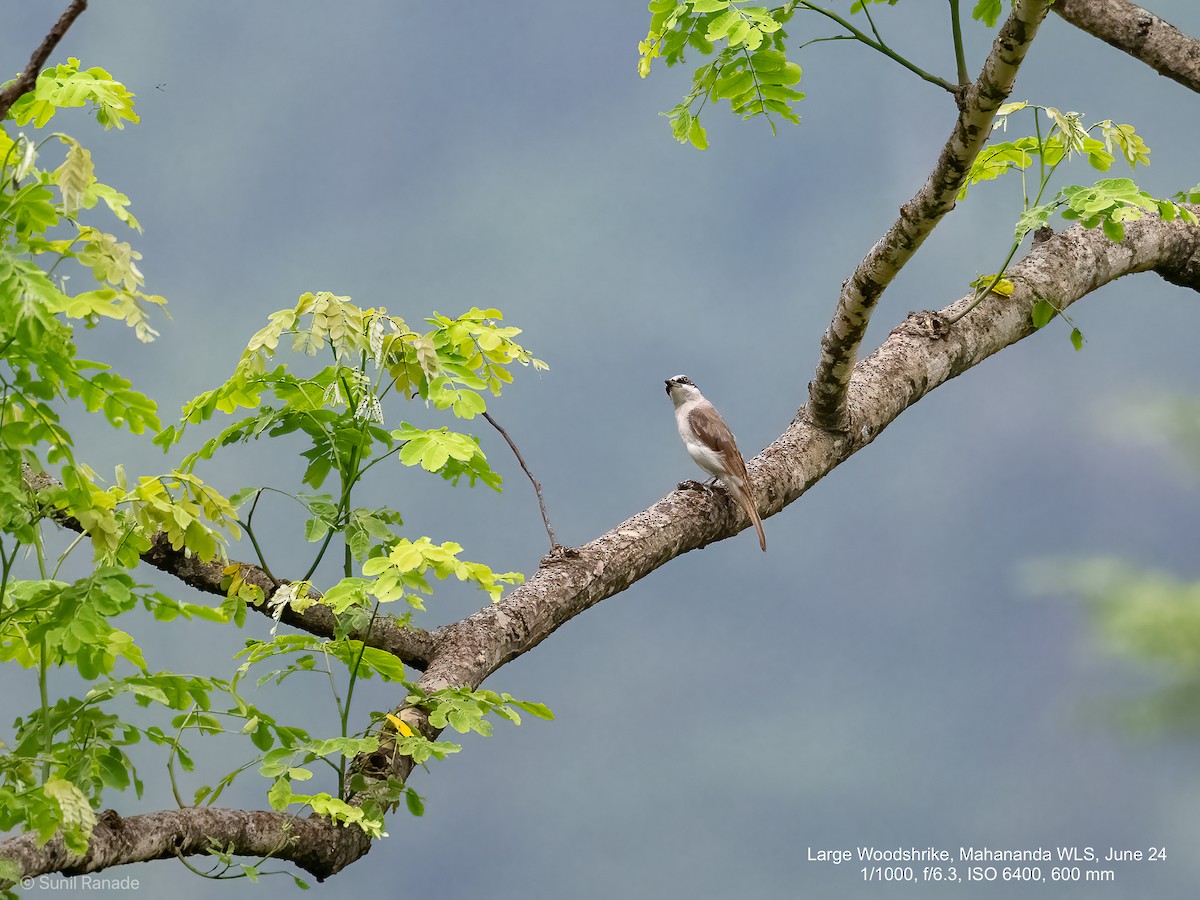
(4, 1), (1200, 896)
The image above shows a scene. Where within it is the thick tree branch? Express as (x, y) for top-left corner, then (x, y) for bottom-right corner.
(403, 210), (1200, 749)
(807, 0), (1052, 431)
(1054, 0), (1200, 94)
(341, 212), (1200, 814)
(10, 215), (1200, 886)
(0, 0), (88, 122)
(21, 468), (436, 670)
(0, 807), (370, 887)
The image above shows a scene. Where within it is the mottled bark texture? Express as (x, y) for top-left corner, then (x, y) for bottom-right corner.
(807, 0), (1052, 431)
(0, 808), (371, 884)
(1055, 0), (1200, 94)
(356, 209), (1200, 785)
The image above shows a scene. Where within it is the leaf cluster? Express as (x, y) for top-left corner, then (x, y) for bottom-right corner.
(640, 1), (801, 147)
(1, 58), (554, 868)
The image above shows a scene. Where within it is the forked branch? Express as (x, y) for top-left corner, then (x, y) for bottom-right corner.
(349, 208), (1200, 799)
(8, 208), (1200, 891)
(807, 0), (1052, 431)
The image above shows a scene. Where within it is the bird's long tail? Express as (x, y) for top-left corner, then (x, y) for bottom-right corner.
(728, 481), (767, 552)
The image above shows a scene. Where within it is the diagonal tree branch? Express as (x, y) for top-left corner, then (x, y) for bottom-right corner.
(21, 468), (436, 670)
(1054, 0), (1200, 95)
(0, 0), (88, 122)
(354, 209), (1200, 790)
(807, 0), (1052, 431)
(9, 212), (1200, 887)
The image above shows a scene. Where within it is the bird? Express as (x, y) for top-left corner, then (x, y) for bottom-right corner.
(664, 374), (766, 551)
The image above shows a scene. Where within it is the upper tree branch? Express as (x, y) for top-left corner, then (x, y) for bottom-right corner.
(1053, 0), (1200, 95)
(0, 0), (88, 122)
(806, 0), (1052, 431)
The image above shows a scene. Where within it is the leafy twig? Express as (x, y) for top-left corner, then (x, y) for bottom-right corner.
(0, 0), (89, 121)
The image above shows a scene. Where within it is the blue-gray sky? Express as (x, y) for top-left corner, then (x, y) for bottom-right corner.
(5, 2), (1200, 896)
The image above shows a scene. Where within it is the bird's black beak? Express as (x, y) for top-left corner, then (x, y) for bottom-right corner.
(664, 379), (672, 394)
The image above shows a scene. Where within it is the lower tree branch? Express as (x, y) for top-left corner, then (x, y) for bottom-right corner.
(21, 468), (436, 670)
(0, 807), (370, 887)
(0, 0), (88, 122)
(8, 214), (1200, 886)
(1054, 0), (1200, 94)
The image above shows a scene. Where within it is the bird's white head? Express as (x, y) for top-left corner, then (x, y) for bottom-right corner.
(665, 374), (703, 408)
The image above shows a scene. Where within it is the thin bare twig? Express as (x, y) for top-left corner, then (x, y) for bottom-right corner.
(0, 0), (89, 122)
(482, 410), (559, 551)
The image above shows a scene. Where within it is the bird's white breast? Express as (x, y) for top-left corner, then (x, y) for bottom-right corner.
(675, 400), (725, 478)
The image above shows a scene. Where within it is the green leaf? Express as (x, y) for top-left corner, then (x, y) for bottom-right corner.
(267, 778), (292, 811)
(42, 778), (95, 855)
(8, 58), (139, 129)
(405, 789), (425, 817)
(510, 699), (556, 720)
(1070, 328), (1084, 351)
(53, 137), (95, 217)
(969, 273), (1015, 297)
(1101, 121), (1151, 168)
(713, 68), (754, 101)
(972, 0), (1003, 27)
(1014, 201), (1058, 242)
(1030, 299), (1055, 329)
(705, 8), (742, 40)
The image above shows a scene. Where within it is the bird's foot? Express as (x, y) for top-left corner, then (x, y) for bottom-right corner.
(677, 479), (710, 492)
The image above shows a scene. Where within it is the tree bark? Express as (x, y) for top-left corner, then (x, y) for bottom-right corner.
(807, 0), (1053, 431)
(0, 807), (370, 885)
(1054, 0), (1200, 94)
(20, 468), (436, 670)
(352, 208), (1200, 793)
(7, 181), (1200, 900)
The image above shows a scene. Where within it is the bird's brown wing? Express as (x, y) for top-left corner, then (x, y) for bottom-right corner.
(688, 401), (765, 551)
(688, 402), (749, 481)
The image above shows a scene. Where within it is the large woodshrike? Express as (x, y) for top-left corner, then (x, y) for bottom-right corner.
(665, 374), (766, 551)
